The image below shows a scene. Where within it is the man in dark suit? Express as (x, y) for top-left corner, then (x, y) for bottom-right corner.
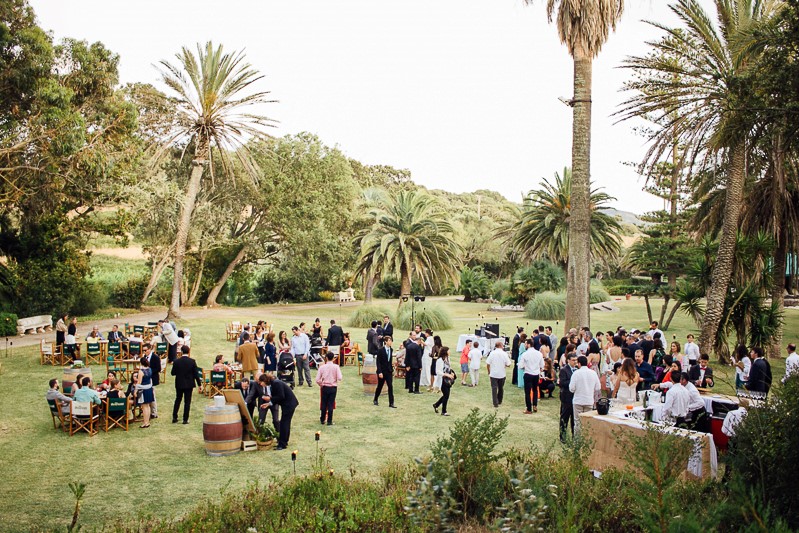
(235, 378), (256, 419)
(380, 315), (393, 347)
(404, 333), (423, 393)
(257, 374), (299, 450)
(246, 376), (278, 427)
(748, 347), (772, 395)
(143, 343), (162, 418)
(688, 354), (714, 388)
(171, 348), (201, 424)
(107, 324), (127, 343)
(367, 321), (380, 356)
(558, 352), (577, 442)
(635, 350), (656, 391)
(326, 319), (345, 364)
(374, 336), (396, 408)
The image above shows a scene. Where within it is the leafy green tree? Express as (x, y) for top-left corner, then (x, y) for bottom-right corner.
(512, 261), (565, 304)
(355, 189), (462, 299)
(459, 266), (490, 302)
(156, 41), (277, 318)
(524, 0), (625, 332)
(510, 167), (622, 273)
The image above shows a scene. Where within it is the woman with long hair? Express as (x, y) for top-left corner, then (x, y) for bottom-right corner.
(432, 347), (456, 416)
(264, 332), (277, 375)
(430, 335), (443, 392)
(613, 358), (639, 403)
(136, 356), (155, 429)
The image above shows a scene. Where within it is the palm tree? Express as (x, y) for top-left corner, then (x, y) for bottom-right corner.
(617, 0), (777, 355)
(509, 168), (622, 272)
(157, 42), (277, 318)
(354, 189), (462, 300)
(524, 0), (624, 331)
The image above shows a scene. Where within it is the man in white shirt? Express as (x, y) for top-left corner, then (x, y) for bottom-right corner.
(663, 370), (690, 426)
(684, 334), (701, 365)
(681, 373), (709, 432)
(468, 341), (483, 387)
(783, 343), (799, 383)
(569, 355), (601, 437)
(735, 350), (751, 389)
(485, 341), (512, 408)
(649, 321), (664, 346)
(518, 338), (545, 414)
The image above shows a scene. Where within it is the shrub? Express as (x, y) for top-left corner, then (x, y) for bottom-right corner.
(0, 311), (18, 336)
(589, 284), (610, 304)
(318, 290), (336, 301)
(348, 305), (393, 328)
(512, 261), (565, 303)
(525, 291), (565, 320)
(396, 303), (453, 330)
(491, 278), (512, 301)
(109, 277), (148, 309)
(459, 266), (490, 302)
(69, 281), (107, 317)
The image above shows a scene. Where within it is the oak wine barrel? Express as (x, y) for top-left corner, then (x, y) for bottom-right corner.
(202, 405), (242, 457)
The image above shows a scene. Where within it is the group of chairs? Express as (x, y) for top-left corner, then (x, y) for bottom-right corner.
(47, 396), (139, 436)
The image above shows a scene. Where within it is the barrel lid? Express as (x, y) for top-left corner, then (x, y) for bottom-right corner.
(204, 404), (238, 413)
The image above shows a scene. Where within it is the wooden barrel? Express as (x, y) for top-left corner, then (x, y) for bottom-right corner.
(202, 405), (242, 457)
(362, 355), (384, 396)
(62, 367), (93, 396)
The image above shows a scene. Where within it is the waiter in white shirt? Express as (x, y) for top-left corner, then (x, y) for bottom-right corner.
(569, 355), (601, 437)
(663, 370), (690, 426)
(518, 338), (545, 414)
(681, 373), (709, 432)
(684, 334), (701, 365)
(485, 341), (512, 408)
(783, 343), (799, 383)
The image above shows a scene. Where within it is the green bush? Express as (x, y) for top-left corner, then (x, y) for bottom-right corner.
(512, 261), (565, 303)
(491, 278), (512, 301)
(348, 305), (393, 328)
(589, 285), (610, 304)
(109, 277), (148, 309)
(69, 281), (107, 317)
(0, 312), (18, 336)
(396, 303), (453, 330)
(525, 291), (565, 320)
(459, 266), (490, 301)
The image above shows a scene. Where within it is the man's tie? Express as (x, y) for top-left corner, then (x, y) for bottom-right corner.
(387, 348), (391, 361)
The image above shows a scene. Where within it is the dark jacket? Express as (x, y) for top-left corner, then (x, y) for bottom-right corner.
(171, 355), (201, 390)
(366, 328), (379, 355)
(326, 325), (344, 346)
(558, 365), (574, 403)
(748, 358), (772, 393)
(245, 381), (268, 409)
(404, 339), (422, 369)
(108, 330), (126, 343)
(688, 365), (714, 388)
(636, 362), (656, 389)
(148, 352), (162, 386)
(270, 379), (299, 410)
(382, 322), (394, 344)
(511, 333), (521, 361)
(376, 346), (394, 376)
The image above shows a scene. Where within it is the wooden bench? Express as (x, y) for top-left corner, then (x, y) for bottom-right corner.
(17, 315), (53, 336)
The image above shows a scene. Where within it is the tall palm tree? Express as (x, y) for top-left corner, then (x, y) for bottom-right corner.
(157, 42), (277, 318)
(617, 0), (776, 355)
(524, 0), (624, 332)
(509, 167), (622, 271)
(354, 189), (462, 300)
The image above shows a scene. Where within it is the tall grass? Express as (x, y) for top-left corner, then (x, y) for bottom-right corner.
(348, 304), (393, 328)
(525, 291), (565, 320)
(88, 255), (148, 287)
(397, 303), (453, 330)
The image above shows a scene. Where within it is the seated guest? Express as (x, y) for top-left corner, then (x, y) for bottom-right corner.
(235, 377), (256, 419)
(99, 371), (117, 392)
(106, 378), (124, 399)
(681, 372), (709, 432)
(662, 370), (690, 427)
(107, 324), (127, 343)
(74, 377), (102, 405)
(635, 350), (655, 391)
(654, 361), (682, 391)
(85, 325), (105, 342)
(73, 374), (85, 394)
(538, 358), (556, 399)
(46, 378), (73, 414)
(688, 354), (714, 388)
(341, 332), (352, 355)
(213, 354), (233, 375)
(125, 372), (139, 402)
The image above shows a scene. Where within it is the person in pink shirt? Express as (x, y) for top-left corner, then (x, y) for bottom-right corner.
(316, 352), (343, 425)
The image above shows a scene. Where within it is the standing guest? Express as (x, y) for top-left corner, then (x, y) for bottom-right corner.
(613, 358), (639, 404)
(638, 333), (653, 363)
(430, 335), (443, 392)
(257, 374), (299, 450)
(635, 350), (656, 391)
(404, 333), (423, 394)
(748, 347), (772, 395)
(538, 359), (556, 399)
(485, 340), (512, 408)
(511, 327), (524, 386)
(733, 344), (751, 389)
(518, 338), (545, 414)
(374, 336), (397, 408)
(254, 325), (266, 369)
(558, 353), (577, 441)
(171, 348), (201, 424)
(290, 326), (312, 387)
(136, 357), (155, 428)
(74, 376), (102, 405)
(238, 332), (260, 379)
(143, 343), (161, 418)
(47, 378), (73, 414)
(662, 370), (690, 426)
(670, 341), (688, 371)
(311, 318), (323, 341)
(649, 339), (667, 375)
(460, 341), (472, 386)
(55, 314), (68, 346)
(433, 347), (456, 416)
(278, 330), (291, 354)
(546, 326), (558, 358)
(367, 321), (380, 356)
(380, 315), (393, 347)
(263, 332), (277, 375)
(569, 355), (601, 437)
(468, 340), (483, 387)
(316, 352), (343, 425)
(159, 319), (179, 363)
(421, 329), (434, 390)
(784, 343), (799, 383)
(656, 360), (682, 391)
(684, 334), (701, 366)
(107, 324), (126, 343)
(325, 319), (345, 364)
(688, 354), (714, 388)
(66, 317), (78, 344)
(125, 372), (139, 405)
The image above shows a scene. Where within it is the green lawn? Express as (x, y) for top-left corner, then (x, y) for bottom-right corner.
(0, 297), (792, 531)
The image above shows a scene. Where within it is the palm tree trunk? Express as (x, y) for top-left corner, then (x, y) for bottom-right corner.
(565, 48), (592, 331)
(364, 274), (377, 304)
(168, 138), (208, 319)
(206, 245), (248, 307)
(769, 136), (787, 359)
(699, 146), (746, 358)
(399, 263), (411, 305)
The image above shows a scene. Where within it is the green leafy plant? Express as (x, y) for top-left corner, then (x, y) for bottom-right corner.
(589, 284), (610, 304)
(396, 303), (453, 330)
(459, 266), (491, 302)
(0, 312), (18, 336)
(67, 481), (86, 533)
(347, 305), (393, 328)
(525, 291), (565, 320)
(252, 420), (277, 443)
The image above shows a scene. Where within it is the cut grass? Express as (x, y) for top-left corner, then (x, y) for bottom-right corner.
(0, 297), (791, 531)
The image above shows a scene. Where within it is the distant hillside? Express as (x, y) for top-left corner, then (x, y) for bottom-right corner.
(600, 207), (644, 227)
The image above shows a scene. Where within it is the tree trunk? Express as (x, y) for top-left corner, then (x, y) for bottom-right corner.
(663, 300), (681, 331)
(206, 245), (248, 307)
(769, 135), (787, 359)
(185, 250), (206, 306)
(168, 137), (209, 319)
(364, 274), (377, 304)
(658, 294), (670, 326)
(699, 146), (746, 358)
(142, 250), (172, 304)
(643, 294), (653, 324)
(398, 264), (411, 308)
(564, 48), (592, 332)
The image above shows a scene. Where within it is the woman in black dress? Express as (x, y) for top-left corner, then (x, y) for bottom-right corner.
(264, 332), (277, 375)
(433, 347), (456, 416)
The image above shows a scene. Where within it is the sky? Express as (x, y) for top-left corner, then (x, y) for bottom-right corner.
(30, 0), (691, 214)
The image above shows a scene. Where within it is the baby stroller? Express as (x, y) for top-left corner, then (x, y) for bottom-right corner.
(277, 352), (296, 389)
(309, 337), (324, 368)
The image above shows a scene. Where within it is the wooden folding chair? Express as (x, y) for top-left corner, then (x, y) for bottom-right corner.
(128, 341), (142, 359)
(106, 354), (128, 383)
(40, 341), (55, 366)
(105, 397), (129, 432)
(47, 399), (70, 432)
(70, 401), (99, 436)
(133, 325), (145, 338)
(209, 371), (227, 397)
(63, 343), (80, 363)
(85, 342), (102, 365)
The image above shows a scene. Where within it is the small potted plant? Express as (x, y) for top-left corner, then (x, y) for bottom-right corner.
(252, 420), (277, 450)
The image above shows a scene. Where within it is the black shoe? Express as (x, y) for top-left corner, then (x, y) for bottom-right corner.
(275, 446), (286, 450)
(151, 415), (158, 419)
(182, 420), (189, 424)
(442, 413), (450, 416)
(327, 422), (334, 426)
(433, 404), (439, 414)
(389, 404), (397, 409)
(320, 420), (326, 425)
(308, 384), (312, 388)
(172, 418), (178, 424)
(413, 391), (422, 394)
(373, 400), (379, 406)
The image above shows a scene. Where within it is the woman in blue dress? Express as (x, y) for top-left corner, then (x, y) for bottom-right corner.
(264, 332), (278, 375)
(136, 357), (155, 428)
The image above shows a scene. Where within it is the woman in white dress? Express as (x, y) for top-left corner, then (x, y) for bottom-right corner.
(613, 358), (640, 404)
(431, 335), (443, 392)
(420, 329), (434, 388)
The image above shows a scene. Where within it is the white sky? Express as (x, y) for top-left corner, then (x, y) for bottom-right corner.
(31, 0), (691, 213)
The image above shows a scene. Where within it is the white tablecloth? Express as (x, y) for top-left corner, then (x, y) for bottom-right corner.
(456, 334), (495, 355)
